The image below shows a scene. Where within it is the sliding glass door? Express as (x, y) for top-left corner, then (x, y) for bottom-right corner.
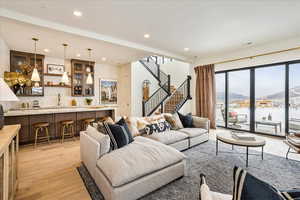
(215, 60), (300, 137)
(289, 63), (300, 134)
(227, 70), (250, 130)
(255, 65), (285, 136)
(216, 73), (226, 126)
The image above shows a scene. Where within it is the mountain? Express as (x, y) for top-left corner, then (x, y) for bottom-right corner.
(217, 92), (248, 101)
(261, 86), (300, 100)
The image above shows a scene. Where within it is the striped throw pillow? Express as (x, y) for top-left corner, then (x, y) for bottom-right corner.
(102, 118), (133, 150)
(233, 166), (286, 200)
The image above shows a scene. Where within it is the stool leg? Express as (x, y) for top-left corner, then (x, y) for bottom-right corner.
(34, 127), (39, 148)
(62, 125), (65, 143)
(45, 127), (51, 144)
(71, 124), (76, 141)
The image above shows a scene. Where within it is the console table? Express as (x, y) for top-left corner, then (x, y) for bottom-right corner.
(0, 125), (20, 200)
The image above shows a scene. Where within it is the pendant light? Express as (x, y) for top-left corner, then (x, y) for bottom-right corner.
(86, 48), (93, 85)
(31, 38), (40, 87)
(61, 43), (69, 85)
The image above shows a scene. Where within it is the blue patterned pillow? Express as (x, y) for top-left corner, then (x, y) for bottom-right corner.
(144, 121), (171, 135)
(233, 166), (285, 200)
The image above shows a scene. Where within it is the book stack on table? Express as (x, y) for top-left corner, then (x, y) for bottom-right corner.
(232, 131), (256, 141)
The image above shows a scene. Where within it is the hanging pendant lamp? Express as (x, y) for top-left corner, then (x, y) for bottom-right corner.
(31, 38), (40, 87)
(86, 48), (93, 85)
(61, 43), (69, 85)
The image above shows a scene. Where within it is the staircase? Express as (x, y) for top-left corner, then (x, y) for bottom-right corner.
(139, 56), (191, 116)
(164, 76), (192, 113)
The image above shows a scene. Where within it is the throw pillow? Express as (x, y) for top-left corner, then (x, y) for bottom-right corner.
(164, 113), (184, 130)
(86, 125), (111, 157)
(177, 112), (194, 128)
(143, 120), (171, 135)
(102, 118), (134, 150)
(232, 166), (285, 200)
(280, 189), (300, 199)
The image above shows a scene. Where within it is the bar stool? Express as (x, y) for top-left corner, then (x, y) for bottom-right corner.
(82, 118), (95, 130)
(61, 120), (75, 143)
(33, 122), (51, 148)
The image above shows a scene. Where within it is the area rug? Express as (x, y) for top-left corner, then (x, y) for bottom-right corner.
(77, 140), (300, 200)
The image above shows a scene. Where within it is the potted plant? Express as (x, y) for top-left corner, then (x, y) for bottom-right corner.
(85, 98), (93, 106)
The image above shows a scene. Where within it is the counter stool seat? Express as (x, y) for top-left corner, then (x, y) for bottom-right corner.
(61, 120), (74, 126)
(33, 122), (51, 148)
(82, 118), (95, 130)
(61, 120), (75, 143)
(33, 122), (49, 128)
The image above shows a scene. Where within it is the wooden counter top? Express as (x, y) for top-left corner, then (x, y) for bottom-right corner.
(0, 125), (21, 156)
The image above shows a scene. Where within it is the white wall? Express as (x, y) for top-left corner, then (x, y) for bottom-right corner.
(118, 63), (132, 117)
(0, 36), (9, 77)
(131, 61), (160, 117)
(190, 36), (300, 114)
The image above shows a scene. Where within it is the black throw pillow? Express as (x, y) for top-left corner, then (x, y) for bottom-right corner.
(102, 118), (134, 150)
(233, 166), (285, 200)
(177, 112), (193, 128)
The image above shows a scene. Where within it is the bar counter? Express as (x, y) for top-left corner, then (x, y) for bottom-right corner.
(4, 106), (116, 144)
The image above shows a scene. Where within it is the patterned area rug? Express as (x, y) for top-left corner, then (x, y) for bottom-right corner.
(77, 140), (300, 200)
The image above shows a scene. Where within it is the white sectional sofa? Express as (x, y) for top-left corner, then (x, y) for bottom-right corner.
(80, 114), (210, 200)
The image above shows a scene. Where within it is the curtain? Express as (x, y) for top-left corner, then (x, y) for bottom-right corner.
(194, 64), (216, 129)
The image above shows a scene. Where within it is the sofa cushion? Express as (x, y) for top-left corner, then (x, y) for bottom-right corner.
(287, 135), (300, 148)
(143, 130), (188, 145)
(178, 128), (208, 138)
(97, 136), (186, 187)
(177, 112), (194, 128)
(86, 125), (111, 157)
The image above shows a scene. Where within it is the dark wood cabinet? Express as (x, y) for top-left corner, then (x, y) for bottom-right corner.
(4, 116), (30, 144)
(71, 59), (95, 97)
(54, 113), (77, 138)
(10, 50), (45, 96)
(4, 109), (113, 144)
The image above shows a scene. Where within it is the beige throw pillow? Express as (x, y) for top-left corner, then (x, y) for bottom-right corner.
(164, 113), (184, 130)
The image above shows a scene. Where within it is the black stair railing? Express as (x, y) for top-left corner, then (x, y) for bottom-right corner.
(140, 56), (171, 116)
(164, 75), (192, 114)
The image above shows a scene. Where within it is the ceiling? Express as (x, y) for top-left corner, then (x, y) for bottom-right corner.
(1, 0), (300, 62)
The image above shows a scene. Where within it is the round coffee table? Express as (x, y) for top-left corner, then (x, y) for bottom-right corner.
(216, 132), (266, 167)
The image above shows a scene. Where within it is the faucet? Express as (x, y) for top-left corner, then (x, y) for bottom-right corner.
(58, 93), (61, 106)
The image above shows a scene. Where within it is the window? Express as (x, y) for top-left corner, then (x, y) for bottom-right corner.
(289, 63), (300, 134)
(228, 70), (250, 131)
(255, 66), (285, 136)
(216, 73), (226, 126)
(215, 60), (300, 137)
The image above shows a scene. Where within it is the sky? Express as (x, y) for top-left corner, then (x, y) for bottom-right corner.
(216, 63), (300, 98)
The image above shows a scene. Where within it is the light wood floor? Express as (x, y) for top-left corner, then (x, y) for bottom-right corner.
(15, 130), (299, 200)
(16, 138), (91, 200)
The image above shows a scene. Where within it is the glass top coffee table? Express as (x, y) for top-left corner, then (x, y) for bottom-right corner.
(216, 132), (266, 167)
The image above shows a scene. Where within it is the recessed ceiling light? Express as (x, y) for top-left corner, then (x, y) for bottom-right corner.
(76, 53), (81, 57)
(184, 48), (189, 51)
(144, 34), (150, 38)
(73, 10), (82, 17)
(246, 42), (253, 45)
(101, 57), (107, 61)
(43, 48), (49, 52)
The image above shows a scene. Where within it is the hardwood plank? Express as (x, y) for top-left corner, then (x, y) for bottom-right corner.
(15, 140), (90, 200)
